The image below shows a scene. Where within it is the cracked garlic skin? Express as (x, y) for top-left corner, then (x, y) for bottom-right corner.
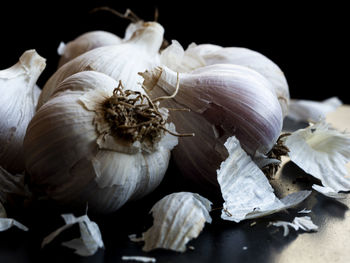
(37, 21), (164, 110)
(141, 65), (283, 187)
(0, 50), (46, 173)
(58, 30), (122, 67)
(24, 71), (177, 213)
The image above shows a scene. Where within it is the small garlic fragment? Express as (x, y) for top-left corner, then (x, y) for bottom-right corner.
(271, 216), (318, 237)
(42, 213), (104, 256)
(283, 122), (350, 195)
(141, 192), (212, 252)
(0, 50), (46, 173)
(217, 136), (311, 223)
(0, 201), (28, 232)
(287, 97), (342, 122)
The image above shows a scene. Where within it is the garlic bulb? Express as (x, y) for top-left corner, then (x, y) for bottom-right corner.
(161, 41), (290, 117)
(38, 21), (164, 109)
(0, 50), (46, 173)
(24, 71), (178, 213)
(57, 31), (122, 67)
(140, 64), (283, 186)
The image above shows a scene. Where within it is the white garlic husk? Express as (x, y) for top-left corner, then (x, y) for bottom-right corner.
(57, 30), (122, 67)
(140, 64), (283, 187)
(0, 50), (46, 173)
(160, 41), (290, 117)
(37, 21), (164, 109)
(24, 71), (178, 214)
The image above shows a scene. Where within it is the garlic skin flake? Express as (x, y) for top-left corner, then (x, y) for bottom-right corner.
(0, 50), (46, 173)
(0, 202), (28, 232)
(218, 136), (311, 223)
(57, 30), (122, 67)
(283, 122), (350, 194)
(38, 21), (164, 109)
(271, 216), (318, 237)
(42, 213), (104, 256)
(161, 41), (290, 117)
(141, 192), (212, 253)
(141, 64), (283, 186)
(24, 71), (177, 213)
(287, 97), (342, 122)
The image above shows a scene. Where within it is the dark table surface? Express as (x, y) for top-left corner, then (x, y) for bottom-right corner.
(1, 107), (349, 263)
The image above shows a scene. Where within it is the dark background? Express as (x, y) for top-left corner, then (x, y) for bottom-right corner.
(0, 1), (347, 103)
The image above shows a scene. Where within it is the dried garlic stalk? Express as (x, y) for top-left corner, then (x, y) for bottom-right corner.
(140, 192), (212, 252)
(283, 122), (350, 197)
(42, 213), (104, 256)
(217, 136), (311, 223)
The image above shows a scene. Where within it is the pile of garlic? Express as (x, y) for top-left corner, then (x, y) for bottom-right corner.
(1, 12), (349, 258)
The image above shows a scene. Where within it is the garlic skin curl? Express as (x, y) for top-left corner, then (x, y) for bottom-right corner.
(57, 30), (122, 68)
(24, 71), (177, 213)
(0, 50), (46, 173)
(141, 65), (283, 187)
(38, 21), (164, 110)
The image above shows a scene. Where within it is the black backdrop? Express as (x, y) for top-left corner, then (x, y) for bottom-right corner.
(0, 1), (347, 103)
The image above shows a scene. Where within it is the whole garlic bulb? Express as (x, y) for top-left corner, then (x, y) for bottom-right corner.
(0, 50), (46, 173)
(140, 64), (283, 186)
(24, 71), (177, 213)
(57, 30), (122, 67)
(38, 21), (164, 109)
(161, 41), (290, 117)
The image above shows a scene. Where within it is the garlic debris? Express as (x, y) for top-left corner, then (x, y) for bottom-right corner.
(283, 122), (350, 196)
(218, 136), (311, 222)
(141, 64), (283, 186)
(0, 201), (28, 232)
(24, 71), (178, 213)
(271, 216), (318, 237)
(140, 192), (212, 252)
(160, 41), (290, 117)
(58, 30), (122, 67)
(42, 213), (104, 256)
(38, 21), (164, 109)
(0, 50), (46, 173)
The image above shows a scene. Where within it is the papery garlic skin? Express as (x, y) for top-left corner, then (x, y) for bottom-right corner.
(38, 21), (164, 109)
(141, 192), (212, 252)
(161, 42), (290, 117)
(141, 65), (283, 186)
(0, 50), (46, 173)
(24, 71), (177, 213)
(58, 31), (122, 67)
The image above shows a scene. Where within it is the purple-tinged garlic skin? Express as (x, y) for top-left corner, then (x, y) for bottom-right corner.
(141, 64), (283, 187)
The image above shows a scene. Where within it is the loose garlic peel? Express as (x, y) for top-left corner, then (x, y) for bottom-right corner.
(141, 64), (283, 186)
(140, 192), (212, 252)
(283, 122), (350, 195)
(0, 50), (46, 173)
(218, 136), (311, 223)
(160, 41), (290, 117)
(38, 21), (165, 110)
(24, 71), (177, 213)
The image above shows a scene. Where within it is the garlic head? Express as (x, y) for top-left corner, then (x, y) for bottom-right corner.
(0, 50), (46, 173)
(140, 64), (283, 187)
(38, 21), (164, 109)
(58, 30), (122, 67)
(24, 71), (177, 213)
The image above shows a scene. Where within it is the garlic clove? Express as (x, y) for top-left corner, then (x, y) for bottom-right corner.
(38, 21), (164, 109)
(218, 136), (311, 222)
(283, 121), (350, 194)
(161, 41), (290, 117)
(141, 192), (212, 252)
(24, 71), (177, 213)
(0, 49), (46, 173)
(58, 30), (122, 67)
(141, 64), (283, 187)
